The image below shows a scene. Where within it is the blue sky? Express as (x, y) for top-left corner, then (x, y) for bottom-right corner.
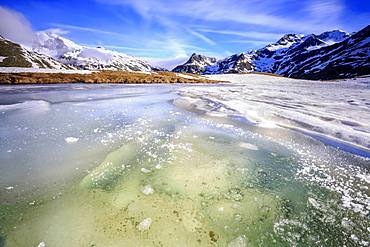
(0, 0), (369, 68)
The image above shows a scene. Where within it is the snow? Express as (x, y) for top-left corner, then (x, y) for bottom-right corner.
(180, 74), (370, 153)
(0, 67), (92, 74)
(32, 31), (153, 72)
(35, 31), (81, 57)
(0, 56), (7, 62)
(175, 73), (199, 79)
(19, 44), (71, 69)
(318, 30), (350, 44)
(79, 48), (114, 63)
(135, 71), (152, 75)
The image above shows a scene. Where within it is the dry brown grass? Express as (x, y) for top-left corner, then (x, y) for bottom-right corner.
(0, 71), (222, 84)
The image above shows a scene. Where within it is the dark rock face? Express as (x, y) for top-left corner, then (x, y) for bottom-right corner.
(173, 53), (217, 74)
(0, 37), (32, 67)
(214, 53), (254, 74)
(173, 26), (369, 80)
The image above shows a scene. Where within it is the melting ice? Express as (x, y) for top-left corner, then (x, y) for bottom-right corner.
(0, 78), (369, 247)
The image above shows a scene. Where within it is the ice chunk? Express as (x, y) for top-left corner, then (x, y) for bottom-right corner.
(239, 142), (259, 151)
(142, 185), (154, 195)
(80, 143), (138, 189)
(137, 218), (152, 231)
(228, 235), (247, 247)
(38, 242), (46, 247)
(140, 168), (152, 174)
(64, 137), (79, 143)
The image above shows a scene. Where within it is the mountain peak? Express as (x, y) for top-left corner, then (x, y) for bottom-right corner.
(264, 33), (304, 52)
(187, 53), (216, 63)
(317, 30), (350, 44)
(172, 53), (217, 74)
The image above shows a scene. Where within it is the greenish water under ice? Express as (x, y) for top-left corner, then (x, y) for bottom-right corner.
(0, 84), (368, 246)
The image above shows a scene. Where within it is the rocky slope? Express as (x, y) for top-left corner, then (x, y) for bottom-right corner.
(173, 26), (369, 80)
(173, 53), (217, 74)
(0, 36), (72, 69)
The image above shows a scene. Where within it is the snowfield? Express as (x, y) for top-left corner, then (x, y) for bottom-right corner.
(179, 74), (370, 155)
(0, 67), (93, 74)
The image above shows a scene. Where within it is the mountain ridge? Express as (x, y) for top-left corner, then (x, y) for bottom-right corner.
(33, 31), (159, 72)
(173, 26), (369, 80)
(0, 31), (162, 72)
(1, 25), (369, 80)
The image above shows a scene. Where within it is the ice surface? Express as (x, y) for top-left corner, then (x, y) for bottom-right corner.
(0, 82), (368, 246)
(180, 74), (370, 154)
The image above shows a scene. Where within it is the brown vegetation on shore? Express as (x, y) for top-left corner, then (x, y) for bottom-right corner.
(0, 71), (222, 84)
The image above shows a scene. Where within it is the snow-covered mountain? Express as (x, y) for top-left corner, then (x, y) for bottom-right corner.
(276, 26), (369, 80)
(0, 35), (72, 69)
(173, 27), (369, 80)
(33, 31), (157, 72)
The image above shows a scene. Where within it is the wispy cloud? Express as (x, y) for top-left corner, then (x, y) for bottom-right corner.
(51, 23), (126, 37)
(97, 0), (341, 33)
(187, 29), (216, 45)
(305, 0), (344, 22)
(102, 45), (164, 52)
(225, 40), (273, 46)
(197, 29), (284, 41)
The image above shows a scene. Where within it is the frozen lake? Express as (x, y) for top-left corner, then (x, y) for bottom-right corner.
(0, 76), (369, 246)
